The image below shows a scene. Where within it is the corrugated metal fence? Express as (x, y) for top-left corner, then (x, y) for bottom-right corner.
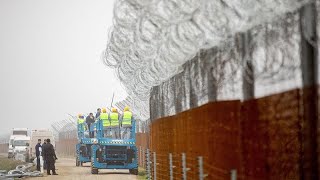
(147, 89), (308, 180)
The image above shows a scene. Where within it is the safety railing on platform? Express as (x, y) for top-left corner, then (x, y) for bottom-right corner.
(52, 119), (150, 158)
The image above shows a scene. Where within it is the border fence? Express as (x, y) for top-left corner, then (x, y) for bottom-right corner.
(143, 2), (320, 180)
(0, 144), (8, 154)
(145, 89), (301, 179)
(51, 119), (77, 157)
(0, 137), (8, 154)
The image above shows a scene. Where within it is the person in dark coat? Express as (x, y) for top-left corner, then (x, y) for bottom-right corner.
(43, 139), (58, 175)
(86, 113), (95, 138)
(42, 139), (47, 170)
(95, 108), (101, 119)
(35, 139), (42, 171)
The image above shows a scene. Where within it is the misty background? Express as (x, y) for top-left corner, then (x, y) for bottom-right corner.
(0, 0), (126, 135)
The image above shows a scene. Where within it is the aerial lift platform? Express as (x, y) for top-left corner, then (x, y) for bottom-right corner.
(76, 123), (95, 166)
(89, 118), (138, 175)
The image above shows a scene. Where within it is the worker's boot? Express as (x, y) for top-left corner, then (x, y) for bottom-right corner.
(52, 170), (58, 175)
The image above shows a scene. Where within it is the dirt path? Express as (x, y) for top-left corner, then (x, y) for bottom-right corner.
(29, 158), (137, 180)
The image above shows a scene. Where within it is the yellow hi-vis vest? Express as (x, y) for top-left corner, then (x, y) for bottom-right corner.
(122, 111), (132, 125)
(100, 113), (110, 127)
(110, 112), (119, 126)
(78, 118), (85, 130)
(78, 118), (85, 124)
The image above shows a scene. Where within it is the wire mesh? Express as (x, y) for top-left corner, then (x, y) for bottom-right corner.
(150, 9), (307, 120)
(103, 0), (312, 120)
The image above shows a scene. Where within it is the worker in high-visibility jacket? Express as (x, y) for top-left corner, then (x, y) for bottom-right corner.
(121, 106), (133, 139)
(100, 108), (111, 137)
(77, 114), (85, 138)
(109, 108), (120, 139)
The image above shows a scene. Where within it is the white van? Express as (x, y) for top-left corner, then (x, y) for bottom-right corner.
(8, 128), (29, 158)
(12, 136), (31, 162)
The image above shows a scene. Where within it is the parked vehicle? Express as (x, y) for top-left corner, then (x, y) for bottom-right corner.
(8, 128), (29, 159)
(28, 129), (55, 162)
(88, 119), (138, 175)
(12, 135), (31, 162)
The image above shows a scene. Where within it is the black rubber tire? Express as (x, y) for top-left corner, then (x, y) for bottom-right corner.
(91, 168), (98, 174)
(76, 157), (80, 167)
(130, 168), (138, 175)
(91, 161), (98, 174)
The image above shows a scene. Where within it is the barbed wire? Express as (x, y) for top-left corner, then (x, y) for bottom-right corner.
(103, 0), (312, 120)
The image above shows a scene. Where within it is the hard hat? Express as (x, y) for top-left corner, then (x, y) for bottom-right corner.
(111, 108), (117, 112)
(102, 108), (107, 113)
(124, 106), (130, 111)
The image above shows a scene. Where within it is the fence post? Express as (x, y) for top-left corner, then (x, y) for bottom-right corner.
(198, 156), (209, 180)
(169, 153), (173, 180)
(153, 152), (157, 180)
(146, 149), (151, 180)
(182, 153), (188, 180)
(231, 169), (237, 180)
(139, 146), (142, 166)
(142, 148), (145, 168)
(300, 4), (319, 179)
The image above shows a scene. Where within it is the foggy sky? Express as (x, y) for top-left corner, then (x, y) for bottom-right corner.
(0, 0), (127, 135)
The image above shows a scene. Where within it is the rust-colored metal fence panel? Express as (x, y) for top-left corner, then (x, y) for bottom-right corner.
(136, 133), (149, 150)
(242, 89), (301, 180)
(300, 86), (319, 179)
(150, 89), (304, 179)
(150, 101), (242, 180)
